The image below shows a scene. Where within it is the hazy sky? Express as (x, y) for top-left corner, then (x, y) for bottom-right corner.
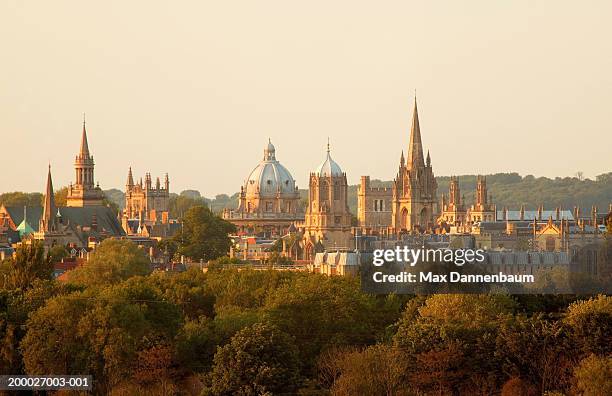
(2, 1), (611, 198)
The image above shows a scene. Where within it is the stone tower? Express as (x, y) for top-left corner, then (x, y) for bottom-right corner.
(302, 143), (353, 260)
(67, 117), (104, 207)
(439, 176), (466, 225)
(124, 168), (170, 222)
(469, 175), (496, 223)
(391, 98), (438, 233)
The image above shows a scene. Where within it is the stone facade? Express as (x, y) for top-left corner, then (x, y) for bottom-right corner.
(357, 176), (393, 231)
(66, 119), (105, 207)
(359, 98), (438, 233)
(301, 145), (353, 260)
(223, 140), (302, 237)
(124, 168), (170, 223)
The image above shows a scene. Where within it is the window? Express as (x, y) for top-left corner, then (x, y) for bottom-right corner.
(334, 183), (341, 199)
(266, 202), (273, 212)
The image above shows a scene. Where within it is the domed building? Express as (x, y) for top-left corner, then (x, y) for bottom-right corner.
(223, 140), (302, 236)
(300, 143), (353, 261)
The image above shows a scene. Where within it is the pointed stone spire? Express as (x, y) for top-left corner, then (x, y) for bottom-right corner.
(41, 164), (57, 232)
(79, 113), (90, 159)
(426, 150), (431, 167)
(407, 96), (425, 169)
(126, 167), (134, 187)
(400, 150), (405, 167)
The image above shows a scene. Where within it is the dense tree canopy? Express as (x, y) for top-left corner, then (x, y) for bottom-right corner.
(67, 239), (151, 286)
(206, 322), (301, 395)
(1, 253), (609, 395)
(0, 242), (53, 290)
(173, 205), (236, 262)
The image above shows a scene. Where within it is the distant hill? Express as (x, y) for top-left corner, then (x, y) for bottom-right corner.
(6, 172), (605, 216)
(169, 171), (612, 215)
(344, 172), (612, 214)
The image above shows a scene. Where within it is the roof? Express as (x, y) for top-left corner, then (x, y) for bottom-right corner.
(4, 205), (124, 236)
(315, 149), (343, 177)
(4, 206), (43, 231)
(496, 210), (575, 221)
(244, 141), (297, 199)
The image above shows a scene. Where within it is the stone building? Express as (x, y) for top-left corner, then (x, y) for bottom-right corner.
(439, 176), (467, 226)
(358, 98), (438, 234)
(124, 168), (170, 223)
(301, 144), (353, 260)
(222, 140), (302, 236)
(357, 176), (393, 231)
(66, 118), (105, 207)
(1, 120), (123, 250)
(468, 175), (496, 223)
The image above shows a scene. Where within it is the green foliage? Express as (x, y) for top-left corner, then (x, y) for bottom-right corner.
(173, 205), (236, 262)
(324, 345), (410, 396)
(102, 188), (125, 210)
(495, 314), (575, 392)
(263, 274), (402, 372)
(47, 244), (68, 263)
(0, 242), (53, 290)
(169, 194), (208, 219)
(563, 295), (611, 355)
(572, 354), (612, 396)
(67, 239), (150, 287)
(0, 192), (42, 207)
(392, 294), (518, 394)
(207, 322), (301, 395)
(206, 268), (296, 310)
(21, 277), (182, 392)
(146, 267), (215, 320)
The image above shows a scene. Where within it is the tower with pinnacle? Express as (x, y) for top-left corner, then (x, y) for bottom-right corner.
(66, 117), (104, 207)
(302, 141), (353, 260)
(391, 98), (438, 232)
(123, 167), (170, 224)
(358, 96), (438, 233)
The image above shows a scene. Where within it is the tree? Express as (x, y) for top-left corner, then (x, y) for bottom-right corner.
(146, 268), (215, 320)
(20, 293), (92, 375)
(1, 241), (53, 290)
(48, 244), (68, 263)
(174, 205), (236, 262)
(393, 295), (517, 394)
(572, 354), (612, 396)
(263, 275), (401, 372)
(54, 186), (68, 206)
(207, 322), (300, 395)
(169, 195), (207, 219)
(67, 239), (151, 286)
(22, 277), (183, 393)
(0, 192), (42, 208)
(327, 345), (410, 396)
(495, 314), (575, 393)
(563, 295), (611, 355)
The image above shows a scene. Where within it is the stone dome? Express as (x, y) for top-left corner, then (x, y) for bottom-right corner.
(244, 140), (297, 198)
(315, 145), (343, 177)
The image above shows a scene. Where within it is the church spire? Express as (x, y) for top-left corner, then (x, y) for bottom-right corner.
(79, 113), (90, 159)
(407, 96), (425, 169)
(126, 167), (134, 187)
(41, 164), (57, 232)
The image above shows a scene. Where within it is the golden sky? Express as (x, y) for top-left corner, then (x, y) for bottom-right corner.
(1, 1), (611, 197)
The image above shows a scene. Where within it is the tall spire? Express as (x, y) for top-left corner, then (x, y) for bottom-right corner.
(41, 164), (57, 232)
(126, 167), (134, 187)
(79, 113), (90, 159)
(407, 96), (425, 169)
